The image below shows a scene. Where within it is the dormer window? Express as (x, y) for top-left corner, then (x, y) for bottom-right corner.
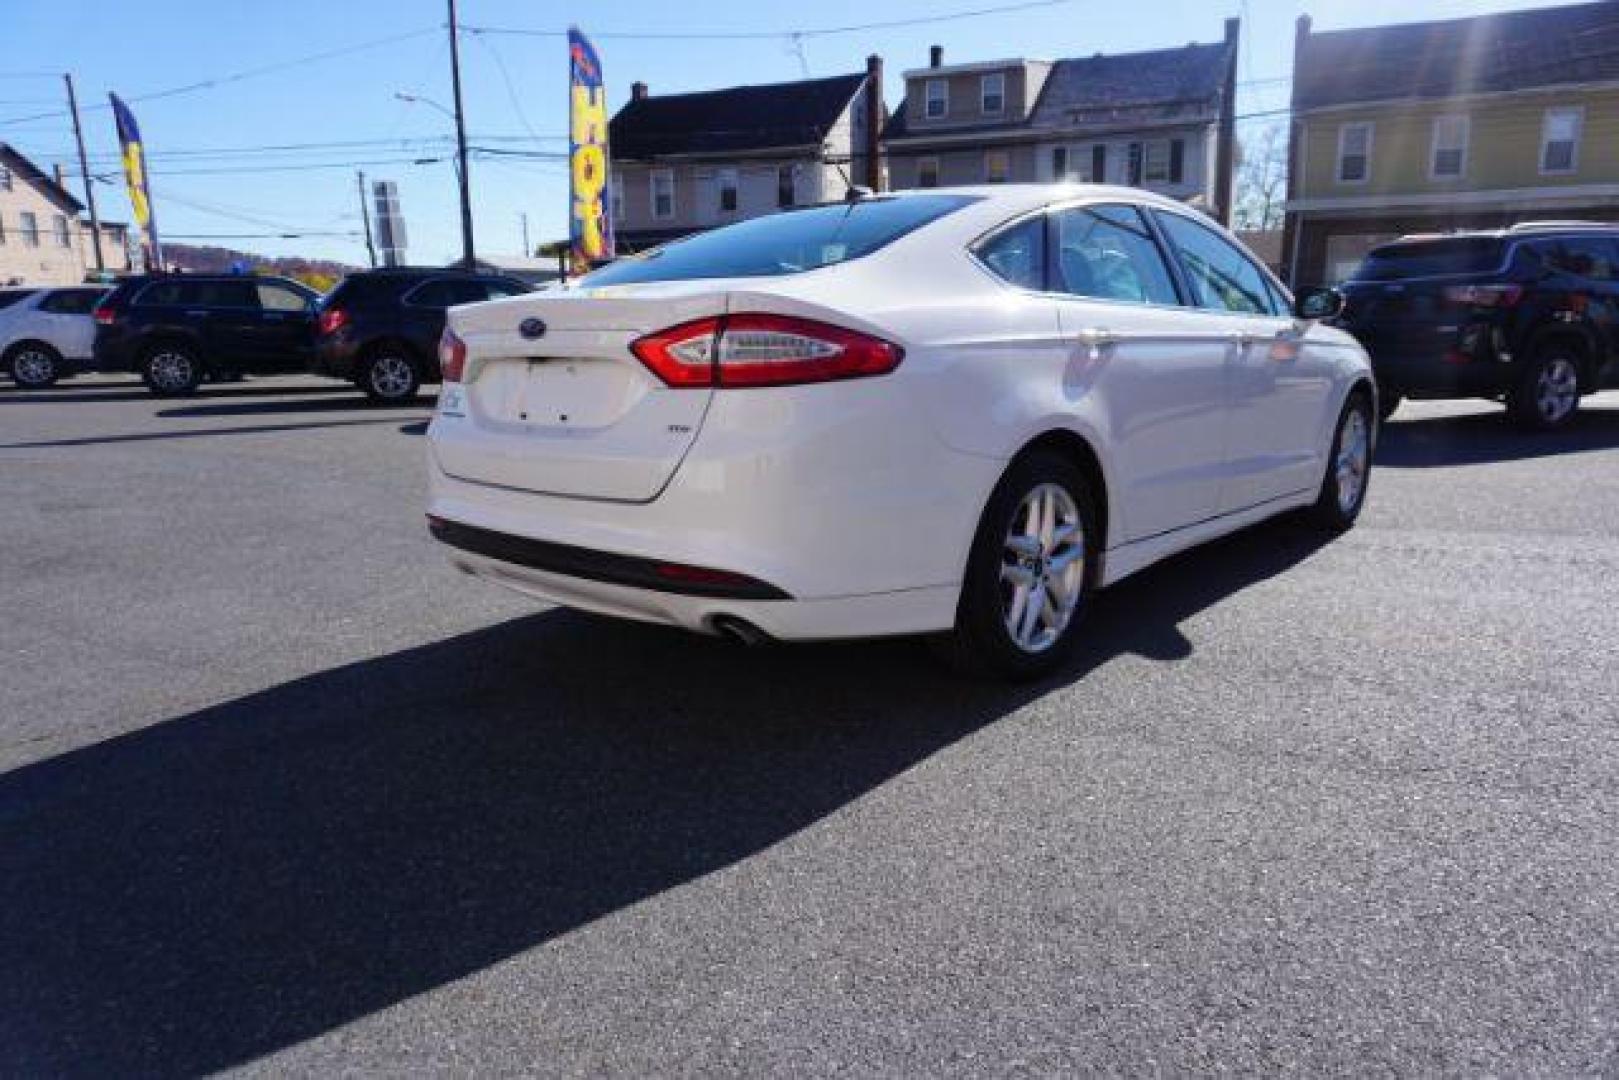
(925, 79), (948, 120)
(981, 73), (1005, 115)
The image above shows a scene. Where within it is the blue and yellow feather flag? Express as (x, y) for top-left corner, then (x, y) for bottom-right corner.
(109, 93), (162, 270)
(568, 27), (613, 275)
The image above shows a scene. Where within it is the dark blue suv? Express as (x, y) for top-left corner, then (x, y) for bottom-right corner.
(1336, 224), (1619, 429)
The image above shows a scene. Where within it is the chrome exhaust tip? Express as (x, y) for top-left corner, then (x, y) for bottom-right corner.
(710, 614), (772, 647)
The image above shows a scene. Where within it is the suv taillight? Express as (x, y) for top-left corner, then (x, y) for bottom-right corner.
(93, 304), (115, 325)
(1443, 284), (1523, 308)
(439, 327), (467, 382)
(317, 307), (348, 336)
(630, 314), (903, 389)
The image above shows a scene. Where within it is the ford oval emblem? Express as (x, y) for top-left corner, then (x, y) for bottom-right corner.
(519, 317), (547, 340)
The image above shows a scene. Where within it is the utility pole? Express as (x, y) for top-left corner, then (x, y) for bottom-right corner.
(521, 212), (530, 256)
(356, 170), (377, 267)
(64, 73), (104, 273)
(447, 0), (476, 268)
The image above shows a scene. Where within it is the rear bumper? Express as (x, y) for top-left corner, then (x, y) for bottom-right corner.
(310, 334), (362, 380)
(1350, 328), (1516, 397)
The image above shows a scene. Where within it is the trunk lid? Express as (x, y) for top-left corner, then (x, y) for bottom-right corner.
(432, 280), (735, 502)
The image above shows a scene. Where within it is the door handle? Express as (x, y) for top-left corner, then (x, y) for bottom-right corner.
(184, 310), (209, 317)
(1075, 327), (1116, 361)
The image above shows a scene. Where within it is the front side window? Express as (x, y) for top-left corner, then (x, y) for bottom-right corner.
(1337, 122), (1373, 184)
(716, 168), (738, 214)
(917, 157), (940, 188)
(1157, 211), (1280, 315)
(973, 215), (1045, 291)
(981, 73), (1005, 115)
(257, 283), (310, 311)
(1541, 107), (1582, 174)
(1430, 115), (1469, 179)
(19, 211), (39, 247)
(777, 165), (795, 208)
(581, 194), (975, 286)
(985, 150), (1011, 183)
(925, 79), (948, 119)
(651, 169), (675, 220)
(1052, 204), (1179, 306)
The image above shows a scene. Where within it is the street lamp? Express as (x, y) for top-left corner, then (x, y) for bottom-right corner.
(395, 89), (475, 267)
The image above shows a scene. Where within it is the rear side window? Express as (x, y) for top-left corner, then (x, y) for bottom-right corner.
(581, 194), (977, 285)
(407, 278), (492, 308)
(1051, 204), (1179, 306)
(482, 278), (529, 299)
(974, 215), (1045, 290)
(138, 280), (255, 307)
(1156, 211), (1281, 315)
(0, 289), (40, 310)
(39, 288), (106, 315)
(257, 283), (311, 311)
(1352, 238), (1505, 282)
(1530, 236), (1619, 281)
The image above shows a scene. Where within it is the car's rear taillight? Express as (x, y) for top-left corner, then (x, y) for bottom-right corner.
(93, 304), (115, 325)
(317, 307), (348, 336)
(1443, 284), (1523, 308)
(630, 314), (903, 389)
(439, 327), (468, 382)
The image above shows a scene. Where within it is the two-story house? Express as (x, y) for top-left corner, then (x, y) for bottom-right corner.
(1283, 3), (1619, 285)
(0, 143), (133, 284)
(882, 22), (1240, 223)
(608, 61), (884, 253)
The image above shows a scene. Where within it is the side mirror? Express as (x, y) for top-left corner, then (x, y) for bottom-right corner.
(1294, 286), (1344, 320)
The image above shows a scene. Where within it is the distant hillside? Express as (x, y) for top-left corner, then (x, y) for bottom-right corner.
(164, 243), (359, 281)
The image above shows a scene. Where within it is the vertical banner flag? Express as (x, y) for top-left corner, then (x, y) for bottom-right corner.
(109, 93), (162, 270)
(568, 27), (613, 275)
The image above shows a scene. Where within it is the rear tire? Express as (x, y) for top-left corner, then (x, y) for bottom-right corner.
(360, 349), (421, 405)
(140, 344), (203, 397)
(933, 450), (1098, 681)
(6, 342), (61, 389)
(1508, 347), (1582, 431)
(1308, 390), (1373, 531)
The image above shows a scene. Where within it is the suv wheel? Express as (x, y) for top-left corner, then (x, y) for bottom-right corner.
(1309, 390), (1373, 531)
(1509, 347), (1582, 431)
(933, 451), (1097, 681)
(361, 351), (420, 404)
(7, 343), (61, 389)
(141, 345), (203, 397)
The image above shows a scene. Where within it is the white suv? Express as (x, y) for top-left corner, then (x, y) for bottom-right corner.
(1, 286), (109, 389)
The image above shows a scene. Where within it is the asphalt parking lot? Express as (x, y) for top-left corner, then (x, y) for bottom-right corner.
(2, 375), (1618, 1075)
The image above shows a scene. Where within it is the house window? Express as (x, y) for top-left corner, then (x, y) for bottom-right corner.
(1091, 144), (1107, 183)
(19, 211), (39, 247)
(1052, 146), (1068, 179)
(1336, 122), (1373, 184)
(1541, 107), (1583, 175)
(918, 157), (940, 188)
(651, 169), (674, 220)
(777, 165), (795, 208)
(1429, 114), (1469, 179)
(716, 168), (738, 214)
(610, 173), (624, 225)
(985, 150), (1010, 183)
(53, 214), (70, 248)
(1143, 140), (1170, 183)
(981, 72), (1005, 115)
(0, 164), (11, 191)
(925, 79), (948, 120)
(0, 214), (6, 245)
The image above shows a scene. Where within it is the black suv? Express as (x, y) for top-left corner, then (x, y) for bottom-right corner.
(93, 274), (320, 396)
(311, 269), (528, 403)
(1336, 223), (1619, 429)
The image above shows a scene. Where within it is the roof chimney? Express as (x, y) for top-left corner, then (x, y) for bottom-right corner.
(929, 45), (943, 68)
(864, 54), (884, 191)
(631, 80), (649, 101)
(1224, 15), (1239, 46)
(52, 163), (65, 186)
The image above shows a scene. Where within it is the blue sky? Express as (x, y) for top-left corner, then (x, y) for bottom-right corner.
(0, 0), (1577, 266)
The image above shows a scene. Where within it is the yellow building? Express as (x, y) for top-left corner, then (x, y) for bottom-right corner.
(1282, 3), (1619, 284)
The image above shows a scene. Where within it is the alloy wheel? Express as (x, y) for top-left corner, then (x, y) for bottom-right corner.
(999, 482), (1086, 654)
(147, 351), (194, 392)
(1335, 406), (1370, 514)
(1535, 357), (1579, 425)
(370, 356), (415, 399)
(12, 349), (55, 387)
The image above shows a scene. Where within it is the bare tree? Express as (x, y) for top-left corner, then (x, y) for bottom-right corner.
(1234, 123), (1288, 232)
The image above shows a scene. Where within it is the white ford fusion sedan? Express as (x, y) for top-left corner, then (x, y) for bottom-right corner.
(426, 185), (1374, 677)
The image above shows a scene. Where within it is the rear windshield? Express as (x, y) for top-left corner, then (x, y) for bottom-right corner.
(580, 194), (977, 286)
(1351, 238), (1506, 282)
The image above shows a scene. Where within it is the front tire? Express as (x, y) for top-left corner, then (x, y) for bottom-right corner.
(1508, 348), (1582, 431)
(360, 350), (421, 405)
(140, 344), (203, 397)
(6, 343), (61, 389)
(1309, 390), (1373, 531)
(935, 451), (1098, 680)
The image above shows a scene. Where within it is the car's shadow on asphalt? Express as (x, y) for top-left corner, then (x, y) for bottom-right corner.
(0, 380), (356, 406)
(0, 518), (1332, 1075)
(1376, 403), (1619, 467)
(158, 395), (427, 419)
